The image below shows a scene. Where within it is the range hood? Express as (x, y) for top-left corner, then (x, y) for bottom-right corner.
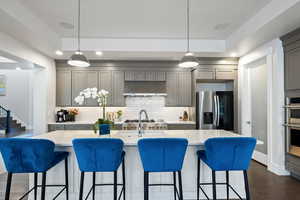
(123, 93), (167, 97)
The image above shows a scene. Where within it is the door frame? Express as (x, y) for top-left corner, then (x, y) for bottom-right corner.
(239, 47), (273, 167)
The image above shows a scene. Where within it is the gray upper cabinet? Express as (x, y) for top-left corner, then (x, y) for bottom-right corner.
(72, 71), (98, 106)
(166, 71), (191, 106)
(166, 72), (178, 106)
(178, 72), (192, 106)
(194, 68), (236, 80)
(215, 69), (237, 80)
(125, 71), (165, 81)
(194, 69), (215, 80)
(99, 71), (113, 106)
(56, 70), (72, 106)
(285, 47), (300, 90)
(112, 71), (125, 106)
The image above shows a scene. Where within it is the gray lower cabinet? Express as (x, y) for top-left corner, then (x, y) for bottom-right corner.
(166, 71), (191, 106)
(72, 71), (99, 106)
(56, 70), (72, 106)
(112, 71), (125, 106)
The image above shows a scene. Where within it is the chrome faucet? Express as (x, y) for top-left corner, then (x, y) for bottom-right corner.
(138, 109), (149, 137)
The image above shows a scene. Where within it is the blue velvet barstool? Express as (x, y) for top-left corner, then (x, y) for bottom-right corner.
(197, 137), (257, 200)
(0, 138), (69, 200)
(138, 138), (188, 200)
(72, 138), (126, 200)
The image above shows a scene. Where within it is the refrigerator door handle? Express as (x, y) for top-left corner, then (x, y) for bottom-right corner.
(216, 95), (220, 127)
(213, 95), (217, 127)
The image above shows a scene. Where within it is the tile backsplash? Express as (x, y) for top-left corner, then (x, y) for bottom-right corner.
(56, 96), (193, 122)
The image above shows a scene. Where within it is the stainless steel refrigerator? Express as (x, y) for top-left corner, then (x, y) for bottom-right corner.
(196, 91), (234, 130)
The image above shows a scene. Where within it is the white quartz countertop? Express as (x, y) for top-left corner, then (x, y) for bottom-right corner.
(48, 121), (196, 125)
(32, 130), (262, 147)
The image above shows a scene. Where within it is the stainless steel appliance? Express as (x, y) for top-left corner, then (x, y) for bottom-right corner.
(196, 91), (233, 130)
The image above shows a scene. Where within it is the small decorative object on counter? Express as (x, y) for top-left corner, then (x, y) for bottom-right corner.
(117, 110), (123, 122)
(56, 109), (68, 122)
(68, 108), (79, 122)
(183, 111), (189, 121)
(93, 118), (114, 135)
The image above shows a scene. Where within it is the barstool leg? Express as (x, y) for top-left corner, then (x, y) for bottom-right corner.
(212, 170), (216, 200)
(79, 172), (85, 200)
(197, 158), (200, 200)
(65, 158), (69, 200)
(41, 172), (47, 200)
(173, 171), (177, 200)
(144, 172), (149, 200)
(243, 170), (251, 200)
(5, 172), (12, 200)
(34, 173), (38, 200)
(114, 170), (118, 200)
(226, 171), (229, 200)
(178, 171), (183, 200)
(92, 172), (96, 200)
(122, 159), (126, 200)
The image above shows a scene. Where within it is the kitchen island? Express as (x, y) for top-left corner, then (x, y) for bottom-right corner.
(29, 130), (254, 200)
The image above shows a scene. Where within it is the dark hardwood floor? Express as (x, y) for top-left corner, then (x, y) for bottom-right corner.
(0, 161), (300, 199)
(248, 161), (300, 200)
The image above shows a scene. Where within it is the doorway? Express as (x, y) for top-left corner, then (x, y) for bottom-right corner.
(244, 58), (268, 164)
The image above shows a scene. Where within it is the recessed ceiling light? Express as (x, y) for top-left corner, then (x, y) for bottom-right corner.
(95, 51), (103, 56)
(55, 50), (63, 56)
(0, 56), (17, 63)
(16, 67), (21, 70)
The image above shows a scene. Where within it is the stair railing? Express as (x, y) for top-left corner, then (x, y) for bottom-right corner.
(0, 105), (10, 134)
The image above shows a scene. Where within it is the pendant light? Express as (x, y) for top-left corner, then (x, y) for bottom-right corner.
(179, 0), (199, 68)
(68, 0), (90, 67)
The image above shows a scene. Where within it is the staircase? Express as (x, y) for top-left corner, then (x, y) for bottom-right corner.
(0, 105), (10, 134)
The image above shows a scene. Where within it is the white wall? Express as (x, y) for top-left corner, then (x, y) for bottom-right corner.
(0, 69), (33, 128)
(238, 39), (288, 175)
(0, 31), (56, 134)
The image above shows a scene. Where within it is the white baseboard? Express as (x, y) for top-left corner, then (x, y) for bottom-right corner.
(253, 150), (267, 165)
(268, 162), (290, 176)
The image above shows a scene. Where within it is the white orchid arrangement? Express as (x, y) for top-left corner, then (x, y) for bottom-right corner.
(74, 88), (109, 119)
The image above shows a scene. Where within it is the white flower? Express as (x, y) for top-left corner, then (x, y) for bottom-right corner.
(74, 95), (84, 105)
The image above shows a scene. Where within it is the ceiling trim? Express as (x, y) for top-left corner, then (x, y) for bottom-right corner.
(61, 38), (226, 53)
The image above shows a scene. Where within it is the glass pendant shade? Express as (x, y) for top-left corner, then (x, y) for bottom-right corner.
(68, 53), (90, 67)
(179, 52), (199, 68)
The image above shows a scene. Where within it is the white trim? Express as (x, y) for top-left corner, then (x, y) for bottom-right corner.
(240, 49), (272, 168)
(239, 39), (288, 175)
(253, 150), (267, 165)
(268, 162), (290, 176)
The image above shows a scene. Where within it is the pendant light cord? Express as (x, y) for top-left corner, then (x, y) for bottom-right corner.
(78, 0), (81, 52)
(186, 0), (190, 53)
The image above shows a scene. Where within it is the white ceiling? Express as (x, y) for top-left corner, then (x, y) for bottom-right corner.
(19, 0), (272, 39)
(2, 0), (300, 60)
